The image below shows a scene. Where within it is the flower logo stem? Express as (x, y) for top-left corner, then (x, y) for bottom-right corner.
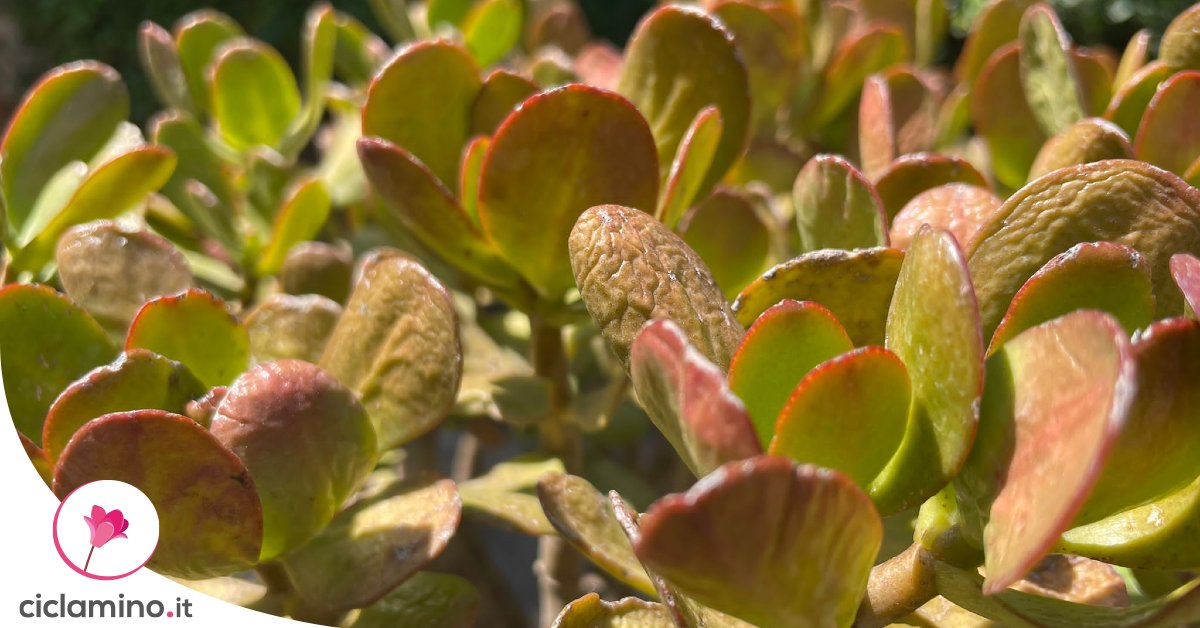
(82, 506), (130, 574)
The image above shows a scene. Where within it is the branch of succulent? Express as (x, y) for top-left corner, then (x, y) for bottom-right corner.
(10, 0), (1200, 625)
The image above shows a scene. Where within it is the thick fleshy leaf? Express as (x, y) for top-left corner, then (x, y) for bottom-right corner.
(125, 289), (248, 388)
(770, 347), (910, 489)
(53, 410), (263, 578)
(875, 153), (988, 221)
(0, 284), (115, 443)
(281, 475), (461, 613)
(1029, 117), (1133, 180)
(679, 188), (770, 299)
(174, 10), (243, 116)
(42, 350), (206, 462)
(139, 21), (194, 114)
(364, 41), (480, 186)
(278, 5), (336, 159)
(1161, 3), (1200, 71)
(713, 1), (799, 136)
(859, 75), (898, 180)
(634, 456), (881, 627)
(211, 360), (377, 560)
(1105, 61), (1172, 138)
(1115, 29), (1152, 90)
(961, 311), (1134, 593)
(793, 154), (888, 252)
(10, 146), (176, 276)
(807, 26), (909, 128)
(463, 0), (522, 67)
(357, 137), (522, 291)
(1073, 48), (1115, 118)
(727, 300), (854, 446)
(469, 69), (538, 137)
(658, 106), (723, 230)
(733, 248), (904, 346)
(278, 241), (353, 302)
(537, 473), (656, 595)
(210, 40), (301, 151)
(991, 242), (1154, 351)
(859, 69), (940, 179)
(569, 205), (744, 371)
(457, 454), (564, 536)
(331, 11), (388, 85)
(319, 250), (462, 450)
(0, 62), (128, 228)
(257, 178), (331, 275)
(871, 227), (982, 514)
(348, 572), (478, 628)
(1018, 4), (1086, 135)
(21, 433), (53, 487)
(1134, 70), (1200, 176)
(618, 5), (750, 191)
(973, 43), (1048, 189)
(553, 594), (673, 627)
(150, 112), (237, 227)
(889, 183), (1003, 250)
(244, 294), (342, 363)
(55, 221), (192, 330)
(459, 136), (488, 227)
(954, 0), (1034, 86)
(479, 86), (659, 300)
(629, 320), (760, 476)
(1173, 253), (1200, 315)
(967, 159), (1200, 339)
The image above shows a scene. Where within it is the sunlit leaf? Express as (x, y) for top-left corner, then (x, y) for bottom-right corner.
(126, 288), (249, 388)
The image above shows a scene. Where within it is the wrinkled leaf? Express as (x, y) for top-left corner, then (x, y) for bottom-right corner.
(553, 594), (673, 627)
(1030, 117), (1133, 180)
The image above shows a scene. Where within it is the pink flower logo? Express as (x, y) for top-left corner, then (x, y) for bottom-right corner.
(82, 505), (130, 573)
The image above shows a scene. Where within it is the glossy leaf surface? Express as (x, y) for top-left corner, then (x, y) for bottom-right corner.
(126, 289), (249, 389)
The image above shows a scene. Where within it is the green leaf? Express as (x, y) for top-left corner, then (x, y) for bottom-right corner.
(319, 250), (463, 450)
(972, 43), (1048, 189)
(348, 572), (478, 628)
(875, 153), (988, 222)
(210, 40), (302, 151)
(727, 300), (854, 446)
(151, 111), (237, 213)
(1030, 117), (1133, 180)
(211, 360), (377, 560)
(18, 160), (88, 248)
(991, 242), (1154, 352)
(954, 0), (1033, 86)
(629, 320), (761, 476)
(0, 285), (115, 444)
(427, 0), (472, 28)
(480, 86), (660, 301)
(459, 136), (489, 227)
(280, 5), (336, 158)
(889, 183), (1002, 250)
(618, 5), (750, 192)
(175, 10), (244, 116)
(552, 594), (674, 627)
(872, 226), (983, 515)
(257, 178), (331, 275)
(570, 205), (744, 371)
(125, 288), (249, 388)
(807, 26), (909, 127)
(793, 154), (888, 252)
(56, 221), (193, 330)
(331, 11), (389, 85)
(1074, 48), (1115, 118)
(1105, 61), (1171, 138)
(537, 473), (656, 595)
(463, 0), (522, 67)
(469, 69), (538, 137)
(458, 454), (564, 536)
(713, 1), (800, 137)
(244, 293), (342, 364)
(658, 106), (723, 230)
(770, 347), (910, 489)
(967, 159), (1200, 340)
(0, 62), (128, 228)
(1134, 70), (1200, 177)
(42, 350), (205, 463)
(363, 41), (481, 187)
(733, 247), (904, 347)
(1161, 3), (1200, 71)
(278, 241), (353, 303)
(281, 474), (461, 613)
(1115, 29), (1152, 91)
(53, 409), (263, 578)
(633, 456), (881, 627)
(139, 21), (195, 114)
(680, 188), (769, 300)
(1018, 3), (1086, 135)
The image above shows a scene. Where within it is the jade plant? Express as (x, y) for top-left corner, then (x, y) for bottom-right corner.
(10, 0), (1200, 626)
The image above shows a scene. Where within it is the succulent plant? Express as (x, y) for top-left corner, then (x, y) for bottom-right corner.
(11, 0), (1200, 626)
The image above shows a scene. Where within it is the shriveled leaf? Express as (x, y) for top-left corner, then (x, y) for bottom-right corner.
(658, 106), (723, 230)
(770, 347), (910, 489)
(634, 456), (881, 627)
(570, 205), (743, 370)
(42, 350), (206, 462)
(553, 594), (674, 628)
(1030, 117), (1133, 180)
(320, 250), (462, 450)
(794, 154), (887, 252)
(479, 86), (659, 300)
(618, 5), (750, 191)
(1161, 3), (1200, 71)
(0, 284), (115, 444)
(966, 159), (1200, 339)
(733, 247), (904, 346)
(1018, 4), (1086, 135)
(537, 473), (656, 595)
(458, 454), (564, 536)
(972, 43), (1048, 189)
(210, 40), (301, 151)
(680, 188), (770, 299)
(53, 410), (263, 578)
(244, 293), (342, 363)
(990, 242), (1154, 352)
(871, 227), (982, 514)
(875, 153), (988, 221)
(890, 183), (1003, 250)
(1134, 70), (1200, 176)
(258, 178), (331, 275)
(629, 320), (760, 476)
(56, 221), (192, 330)
(727, 300), (854, 446)
(348, 572), (478, 628)
(126, 288), (249, 388)
(469, 69), (538, 137)
(282, 475), (461, 613)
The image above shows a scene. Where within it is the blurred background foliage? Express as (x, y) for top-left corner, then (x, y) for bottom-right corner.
(0, 0), (1193, 124)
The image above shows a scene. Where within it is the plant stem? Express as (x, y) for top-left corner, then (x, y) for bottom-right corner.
(83, 546), (95, 573)
(854, 543), (938, 628)
(530, 315), (581, 627)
